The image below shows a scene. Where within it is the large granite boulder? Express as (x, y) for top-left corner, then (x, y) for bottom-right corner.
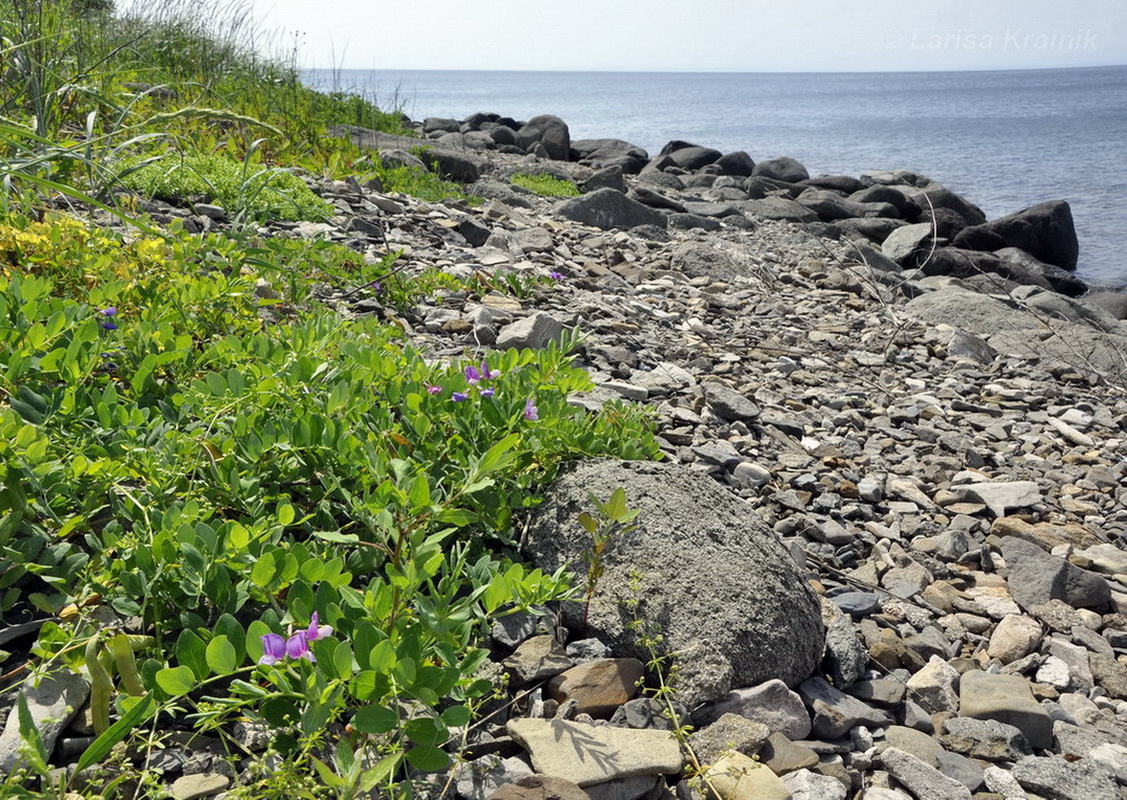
(572, 139), (649, 174)
(994, 247), (1087, 296)
(666, 146), (722, 171)
(523, 460), (825, 707)
(716, 151), (755, 177)
(515, 115), (571, 161)
(555, 188), (667, 230)
(979, 200), (1079, 270)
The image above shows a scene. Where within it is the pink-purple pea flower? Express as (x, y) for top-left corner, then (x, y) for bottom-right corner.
(258, 613), (332, 666)
(480, 388), (495, 398)
(426, 385), (442, 395)
(452, 391), (469, 402)
(100, 307), (119, 331)
(523, 399), (539, 421)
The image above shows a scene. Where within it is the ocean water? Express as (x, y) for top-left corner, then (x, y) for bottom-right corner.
(306, 66), (1127, 287)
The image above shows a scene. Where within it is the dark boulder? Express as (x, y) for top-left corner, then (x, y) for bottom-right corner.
(834, 217), (909, 244)
(995, 248), (1087, 297)
(484, 124), (517, 146)
(908, 184), (987, 230)
(555, 187), (667, 230)
(461, 111), (499, 130)
(981, 200), (1079, 270)
(752, 156), (810, 183)
(715, 151), (755, 177)
(666, 146), (723, 171)
(581, 165), (627, 194)
(659, 140), (699, 156)
(515, 114), (571, 161)
(849, 185), (920, 219)
(1081, 291), (1127, 320)
(572, 138), (649, 174)
(638, 170), (685, 192)
(422, 117), (460, 134)
(803, 174), (865, 194)
(629, 186), (687, 213)
(745, 176), (804, 200)
(952, 225), (1008, 252)
(916, 247), (1004, 278)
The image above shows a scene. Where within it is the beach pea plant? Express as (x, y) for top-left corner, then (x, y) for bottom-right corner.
(0, 212), (658, 796)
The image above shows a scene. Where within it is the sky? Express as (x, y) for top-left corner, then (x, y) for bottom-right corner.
(247, 0), (1127, 72)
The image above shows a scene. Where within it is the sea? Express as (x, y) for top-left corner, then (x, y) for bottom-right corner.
(305, 66), (1127, 288)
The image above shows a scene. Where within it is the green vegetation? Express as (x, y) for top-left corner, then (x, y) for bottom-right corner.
(0, 1), (660, 796)
(511, 172), (582, 197)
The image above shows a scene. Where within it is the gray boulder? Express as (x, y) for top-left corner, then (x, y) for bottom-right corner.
(523, 460), (825, 706)
(994, 247), (1087, 296)
(741, 197), (818, 223)
(515, 115), (571, 161)
(582, 166), (627, 194)
(1082, 291), (1127, 320)
(803, 174), (865, 193)
(849, 185), (920, 218)
(572, 139), (648, 174)
(555, 188), (667, 231)
(882, 223), (936, 265)
(907, 184), (987, 229)
(0, 669), (90, 773)
(753, 156), (810, 183)
(1001, 537), (1110, 612)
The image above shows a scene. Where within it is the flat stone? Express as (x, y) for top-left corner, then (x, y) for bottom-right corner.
(455, 755), (535, 800)
(957, 481), (1041, 517)
(583, 775), (659, 800)
(884, 726), (944, 766)
(170, 773), (231, 800)
(1012, 754), (1119, 800)
(879, 747), (972, 800)
(940, 717), (1032, 762)
(935, 750), (984, 793)
(0, 669), (90, 773)
(547, 659), (645, 718)
(489, 775), (591, 800)
(799, 676), (892, 738)
(756, 732), (820, 775)
(702, 382), (761, 422)
(781, 768), (848, 800)
(507, 719), (683, 787)
(703, 752), (791, 800)
(1001, 537), (1110, 612)
(503, 635), (574, 686)
(694, 679), (811, 739)
(689, 713), (770, 764)
(958, 670), (1053, 750)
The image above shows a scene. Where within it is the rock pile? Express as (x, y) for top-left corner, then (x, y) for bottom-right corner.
(10, 109), (1127, 800)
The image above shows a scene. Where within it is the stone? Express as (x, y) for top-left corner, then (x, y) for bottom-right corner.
(455, 755), (535, 800)
(503, 635), (574, 686)
(881, 223), (935, 265)
(515, 115), (571, 161)
(702, 381), (760, 422)
(781, 768), (848, 800)
(703, 752), (791, 800)
(514, 227), (554, 253)
(488, 775), (591, 800)
(584, 775), (660, 800)
(524, 460), (824, 707)
(957, 481), (1040, 517)
(982, 765), (1027, 798)
(582, 166), (628, 194)
(883, 726), (943, 766)
(609, 698), (688, 731)
(555, 189), (667, 231)
(756, 732), (820, 775)
(935, 750), (984, 793)
(820, 598), (867, 688)
(693, 679), (811, 740)
(496, 312), (566, 350)
(169, 773), (231, 800)
(980, 200), (1079, 270)
(1011, 754), (1119, 800)
(547, 659), (645, 718)
(940, 717), (1032, 762)
(798, 676), (893, 738)
(741, 196), (818, 223)
(0, 669), (90, 773)
(1088, 743), (1127, 784)
(506, 719), (682, 787)
(1000, 537), (1110, 612)
(958, 670), (1053, 750)
(903, 656), (960, 714)
(752, 157), (809, 183)
(987, 615), (1042, 664)
(666, 146), (722, 171)
(670, 243), (748, 282)
(716, 152), (755, 177)
(459, 217), (492, 246)
(689, 714), (770, 764)
(879, 747), (972, 800)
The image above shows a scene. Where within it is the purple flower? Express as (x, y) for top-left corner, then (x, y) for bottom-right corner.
(479, 362), (500, 380)
(480, 388), (495, 398)
(523, 398), (539, 421)
(101, 306), (117, 317)
(464, 365), (481, 385)
(259, 633), (287, 666)
(304, 612), (333, 642)
(426, 385), (442, 395)
(101, 321), (119, 331)
(549, 271), (563, 281)
(284, 631), (315, 662)
(452, 392), (469, 402)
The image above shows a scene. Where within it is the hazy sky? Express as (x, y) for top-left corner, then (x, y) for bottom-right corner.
(249, 0), (1127, 72)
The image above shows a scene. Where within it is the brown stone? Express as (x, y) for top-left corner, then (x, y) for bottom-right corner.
(756, 732), (819, 775)
(488, 775), (591, 800)
(547, 659), (644, 718)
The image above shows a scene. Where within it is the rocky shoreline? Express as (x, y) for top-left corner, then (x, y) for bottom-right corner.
(9, 111), (1127, 799)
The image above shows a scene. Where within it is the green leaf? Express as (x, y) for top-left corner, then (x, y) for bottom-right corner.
(440, 705), (471, 727)
(16, 692), (48, 771)
(249, 550), (276, 588)
(75, 693), (155, 774)
(332, 641), (353, 681)
(404, 716), (446, 748)
(312, 530), (360, 544)
(155, 666), (195, 696)
(405, 745), (449, 772)
(175, 630), (208, 680)
(351, 704), (397, 734)
(213, 614), (246, 665)
(205, 635), (237, 675)
(369, 639), (396, 674)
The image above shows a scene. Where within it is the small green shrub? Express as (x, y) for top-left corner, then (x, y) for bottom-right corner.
(116, 152), (334, 222)
(511, 172), (580, 197)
